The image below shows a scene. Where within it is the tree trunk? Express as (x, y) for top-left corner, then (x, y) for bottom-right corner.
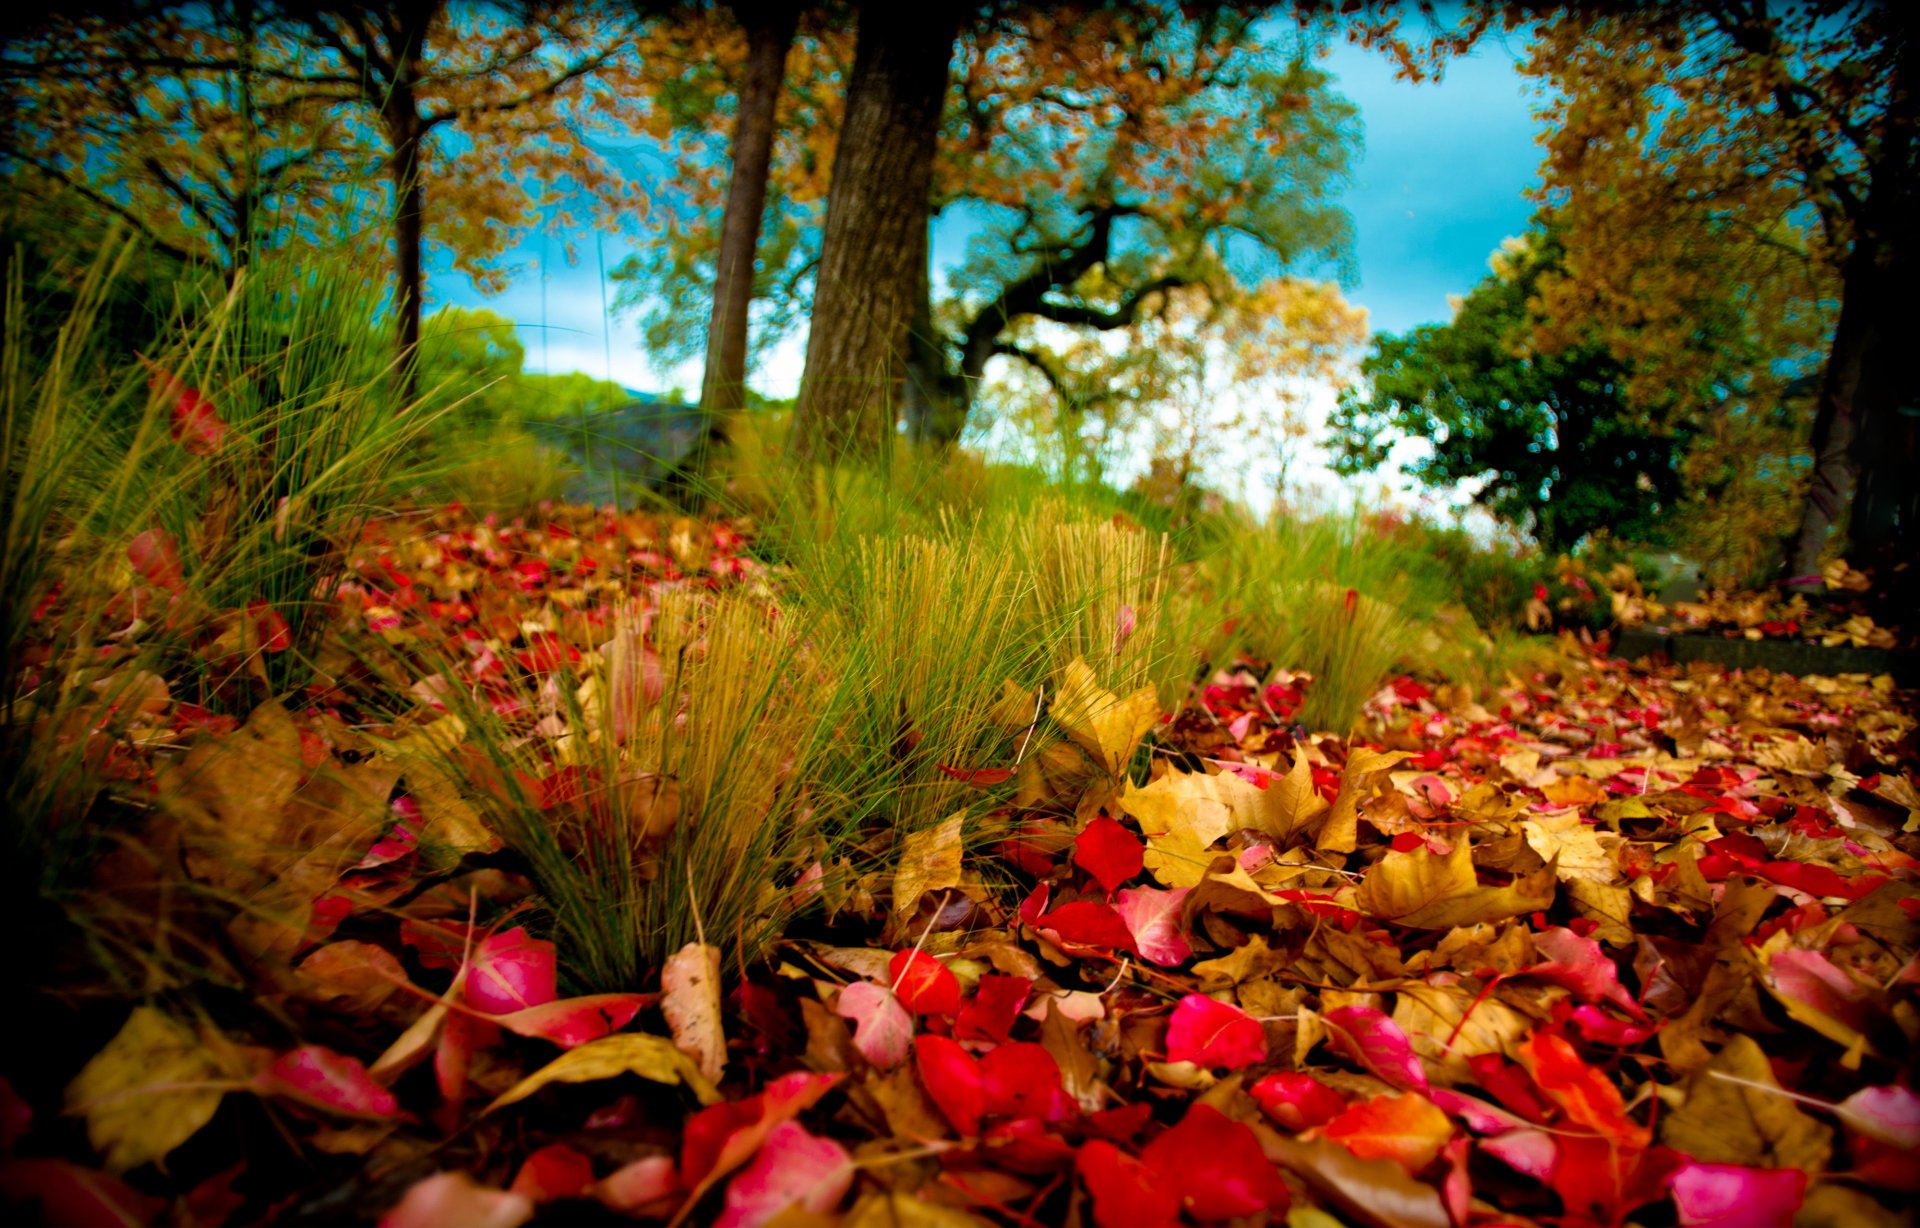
(791, 0), (959, 463)
(383, 1), (436, 407)
(1784, 248), (1880, 587)
(696, 0), (798, 453)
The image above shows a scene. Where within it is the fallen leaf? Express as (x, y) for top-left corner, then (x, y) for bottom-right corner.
(1320, 1093), (1453, 1171)
(893, 812), (965, 930)
(1669, 1160), (1806, 1228)
(661, 942), (726, 1084)
(379, 1171), (532, 1228)
(1660, 1034), (1832, 1172)
(834, 981), (913, 1069)
(1354, 835), (1555, 929)
(254, 1046), (399, 1120)
(715, 1121), (853, 1228)
(1052, 657), (1159, 776)
(64, 1006), (224, 1174)
(487, 1032), (720, 1112)
(1113, 884), (1192, 966)
(1074, 814), (1144, 893)
(1317, 746), (1407, 854)
(1322, 1004), (1430, 1093)
(1164, 995), (1265, 1071)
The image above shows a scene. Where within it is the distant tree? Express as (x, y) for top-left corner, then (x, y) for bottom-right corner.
(1330, 232), (1695, 552)
(1341, 0), (1916, 583)
(418, 306), (525, 421)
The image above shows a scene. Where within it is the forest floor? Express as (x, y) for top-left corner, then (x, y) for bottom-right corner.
(5, 505), (1918, 1228)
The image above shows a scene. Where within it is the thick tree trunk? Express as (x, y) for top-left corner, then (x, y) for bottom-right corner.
(791, 0), (960, 463)
(696, 0), (798, 451)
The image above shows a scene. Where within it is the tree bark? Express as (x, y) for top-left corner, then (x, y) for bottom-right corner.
(696, 0), (798, 452)
(381, 1), (437, 407)
(791, 0), (960, 463)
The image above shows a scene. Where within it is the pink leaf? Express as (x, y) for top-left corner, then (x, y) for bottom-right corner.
(1669, 1161), (1806, 1228)
(1113, 885), (1191, 966)
(1250, 1071), (1346, 1131)
(888, 950), (961, 1016)
(833, 981), (913, 1069)
(1767, 948), (1878, 1036)
(955, 974), (1031, 1044)
(914, 1034), (985, 1137)
(682, 1072), (841, 1200)
(1529, 927), (1646, 1018)
(1074, 815), (1144, 894)
(590, 1156), (682, 1217)
(715, 1121), (853, 1228)
(1141, 1104), (1289, 1221)
(1076, 1140), (1182, 1227)
(488, 993), (649, 1048)
(379, 1172), (532, 1228)
(1838, 1084), (1920, 1149)
(1322, 1004), (1430, 1092)
(1164, 995), (1265, 1071)
(1037, 900), (1140, 956)
(128, 529), (184, 594)
(1480, 1127), (1557, 1181)
(254, 1045), (400, 1119)
(980, 1042), (1075, 1123)
(466, 927), (558, 1014)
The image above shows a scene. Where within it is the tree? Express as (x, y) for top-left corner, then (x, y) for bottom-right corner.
(1330, 231), (1694, 552)
(696, 0), (802, 456)
(1351, 1), (1917, 583)
(790, 0), (962, 462)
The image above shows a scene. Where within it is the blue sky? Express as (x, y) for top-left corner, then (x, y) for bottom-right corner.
(433, 29), (1545, 511)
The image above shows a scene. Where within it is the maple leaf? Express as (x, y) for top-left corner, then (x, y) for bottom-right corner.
(1316, 744), (1407, 853)
(1354, 834), (1556, 928)
(1051, 657), (1160, 778)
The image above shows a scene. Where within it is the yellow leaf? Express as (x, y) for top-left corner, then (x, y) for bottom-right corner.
(1354, 836), (1556, 929)
(65, 1007), (224, 1174)
(1522, 812), (1616, 882)
(1660, 1034), (1832, 1172)
(1051, 657), (1159, 777)
(1316, 746), (1406, 854)
(487, 1033), (719, 1112)
(893, 812), (966, 929)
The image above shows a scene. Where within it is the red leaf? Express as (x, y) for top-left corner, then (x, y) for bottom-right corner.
(509, 1143), (595, 1203)
(955, 974), (1030, 1044)
(590, 1156), (681, 1218)
(1514, 1028), (1645, 1146)
(981, 1117), (1077, 1173)
(254, 1045), (400, 1119)
(0, 1158), (166, 1228)
(1113, 884), (1191, 966)
(157, 375), (225, 456)
(1076, 1140), (1181, 1227)
(1074, 814), (1144, 893)
(246, 600), (291, 653)
(1164, 995), (1265, 1071)
(488, 993), (649, 1048)
(1037, 900), (1139, 956)
(1529, 927), (1645, 1018)
(914, 1034), (984, 1137)
(716, 1121), (853, 1228)
(936, 763), (1014, 787)
(980, 1042), (1074, 1123)
(1323, 1004), (1429, 1092)
(466, 928), (558, 1013)
(888, 950), (961, 1016)
(128, 529), (184, 593)
(1251, 1071), (1347, 1131)
(1669, 1161), (1805, 1228)
(1141, 1104), (1289, 1220)
(380, 1171), (532, 1228)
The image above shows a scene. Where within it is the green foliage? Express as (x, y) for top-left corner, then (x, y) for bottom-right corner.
(1331, 231), (1692, 552)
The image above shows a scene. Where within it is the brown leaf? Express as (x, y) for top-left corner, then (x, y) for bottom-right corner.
(1659, 1034), (1833, 1172)
(1354, 835), (1556, 929)
(660, 943), (725, 1085)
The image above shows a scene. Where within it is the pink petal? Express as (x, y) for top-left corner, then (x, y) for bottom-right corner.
(1164, 995), (1265, 1071)
(1114, 885), (1192, 966)
(715, 1121), (853, 1228)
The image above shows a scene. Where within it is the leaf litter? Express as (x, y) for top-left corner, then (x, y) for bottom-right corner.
(5, 504), (1918, 1226)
